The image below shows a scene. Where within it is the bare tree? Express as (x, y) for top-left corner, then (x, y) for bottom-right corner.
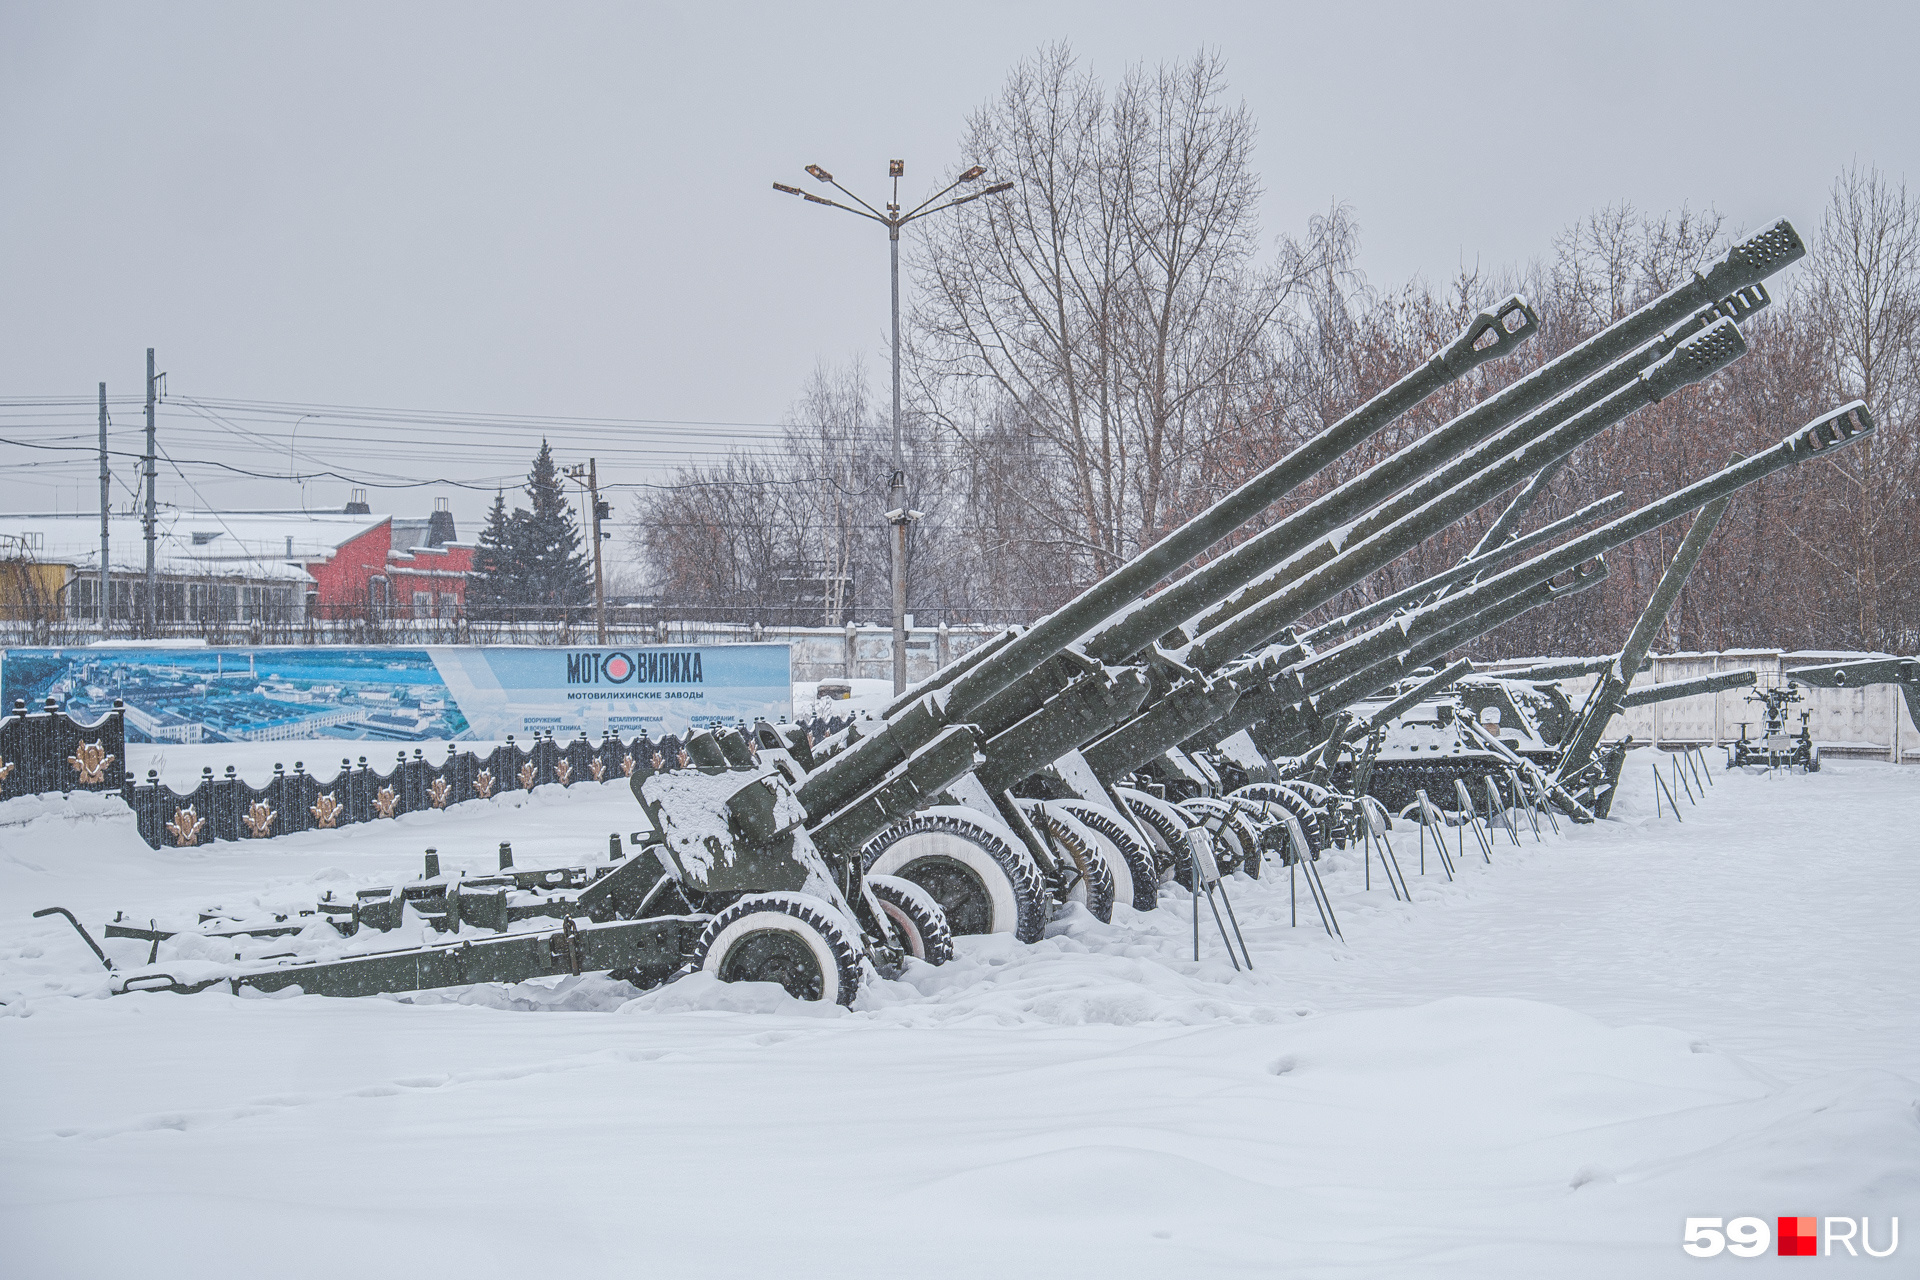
(1795, 164), (1920, 650)
(909, 45), (1313, 598)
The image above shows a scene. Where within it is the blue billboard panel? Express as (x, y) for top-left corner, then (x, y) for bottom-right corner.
(0, 645), (792, 744)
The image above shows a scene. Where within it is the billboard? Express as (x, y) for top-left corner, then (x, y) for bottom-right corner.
(0, 645), (792, 744)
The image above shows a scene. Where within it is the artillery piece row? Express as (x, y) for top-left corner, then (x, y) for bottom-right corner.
(35, 216), (1913, 1013)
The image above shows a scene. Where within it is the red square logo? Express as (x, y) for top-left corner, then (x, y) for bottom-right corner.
(1778, 1216), (1818, 1256)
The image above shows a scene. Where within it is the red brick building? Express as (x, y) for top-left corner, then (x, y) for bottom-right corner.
(302, 497), (474, 619)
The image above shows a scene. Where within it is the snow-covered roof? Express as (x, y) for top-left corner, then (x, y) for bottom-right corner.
(0, 509), (388, 583)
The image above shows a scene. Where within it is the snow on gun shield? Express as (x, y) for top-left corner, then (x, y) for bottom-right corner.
(629, 724), (967, 1004)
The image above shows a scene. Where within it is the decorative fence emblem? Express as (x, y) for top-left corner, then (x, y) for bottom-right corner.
(243, 802), (277, 838)
(168, 807), (206, 847)
(311, 793), (343, 828)
(68, 740), (115, 785)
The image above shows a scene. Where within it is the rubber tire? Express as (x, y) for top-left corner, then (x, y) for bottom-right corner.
(1179, 798), (1263, 880)
(859, 807), (1049, 943)
(1273, 779), (1334, 810)
(1229, 783), (1325, 862)
(1055, 799), (1159, 912)
(1024, 802), (1116, 923)
(865, 875), (955, 965)
(1112, 787), (1198, 889)
(694, 893), (863, 1006)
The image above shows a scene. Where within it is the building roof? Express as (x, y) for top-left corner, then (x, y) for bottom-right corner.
(0, 509), (394, 583)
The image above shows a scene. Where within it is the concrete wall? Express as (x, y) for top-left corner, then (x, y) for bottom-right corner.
(1479, 650), (1919, 762)
(773, 624), (1002, 684)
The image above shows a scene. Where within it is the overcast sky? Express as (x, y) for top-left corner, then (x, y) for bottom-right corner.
(3, 0), (1914, 547)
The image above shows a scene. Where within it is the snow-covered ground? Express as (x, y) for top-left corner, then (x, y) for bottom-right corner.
(2, 756), (1915, 1277)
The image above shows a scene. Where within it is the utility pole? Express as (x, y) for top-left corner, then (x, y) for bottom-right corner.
(773, 159), (1012, 692)
(565, 461), (611, 645)
(143, 348), (157, 638)
(98, 382), (110, 638)
(887, 202), (908, 695)
(589, 458), (608, 645)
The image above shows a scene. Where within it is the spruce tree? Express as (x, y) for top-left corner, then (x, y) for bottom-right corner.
(471, 490), (518, 617)
(520, 440), (593, 611)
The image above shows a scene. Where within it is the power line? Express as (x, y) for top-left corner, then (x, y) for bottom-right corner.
(0, 432), (857, 494)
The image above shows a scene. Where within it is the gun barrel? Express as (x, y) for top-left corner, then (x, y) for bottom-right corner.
(1081, 674), (1244, 784)
(1356, 659), (1477, 735)
(805, 298), (1540, 814)
(1788, 656), (1920, 728)
(1617, 669), (1757, 709)
(973, 668), (1151, 793)
(1309, 558), (1611, 717)
(1556, 494), (1732, 776)
(1178, 279), (1781, 654)
(1489, 655), (1648, 683)
(934, 297), (1536, 715)
(1093, 248), (1788, 664)
(1183, 318), (1747, 672)
(1190, 556), (1606, 762)
(1298, 489), (1627, 646)
(1175, 391), (1868, 765)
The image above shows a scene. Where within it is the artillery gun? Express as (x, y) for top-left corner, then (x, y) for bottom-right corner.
(1727, 684), (1818, 772)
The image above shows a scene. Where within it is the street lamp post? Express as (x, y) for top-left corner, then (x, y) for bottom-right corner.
(774, 160), (1013, 693)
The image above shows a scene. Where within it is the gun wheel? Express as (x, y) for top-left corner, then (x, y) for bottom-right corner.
(1054, 800), (1159, 911)
(1112, 786), (1196, 887)
(694, 893), (863, 1006)
(1021, 802), (1116, 923)
(866, 875), (955, 965)
(1229, 784), (1326, 864)
(860, 807), (1048, 943)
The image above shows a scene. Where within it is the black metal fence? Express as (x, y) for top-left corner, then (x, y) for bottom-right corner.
(0, 702), (855, 849)
(0, 698), (129, 801)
